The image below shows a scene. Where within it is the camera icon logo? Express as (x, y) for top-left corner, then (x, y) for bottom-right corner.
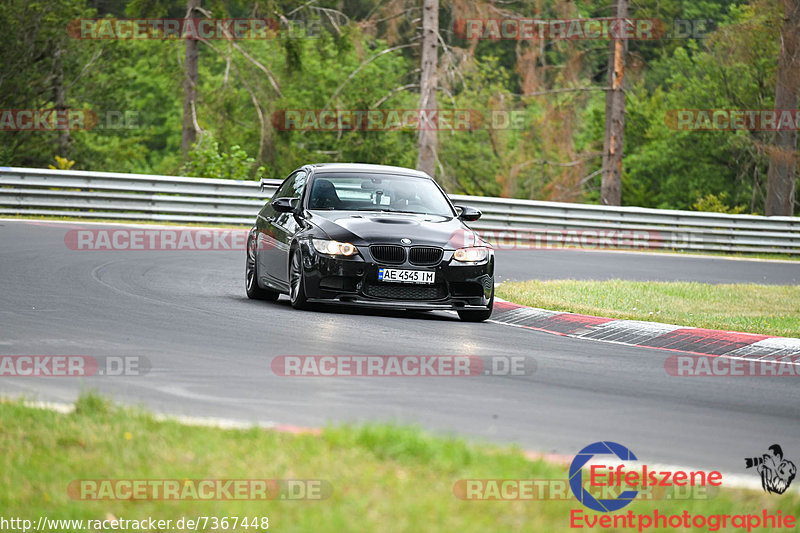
(744, 444), (797, 495)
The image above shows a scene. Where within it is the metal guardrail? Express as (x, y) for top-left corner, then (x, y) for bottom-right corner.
(1, 166), (799, 254)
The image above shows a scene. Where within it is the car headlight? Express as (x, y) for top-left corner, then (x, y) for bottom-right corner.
(312, 239), (358, 257)
(452, 246), (489, 263)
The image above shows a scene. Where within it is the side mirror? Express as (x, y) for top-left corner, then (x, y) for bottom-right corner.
(271, 197), (297, 213)
(455, 205), (481, 221)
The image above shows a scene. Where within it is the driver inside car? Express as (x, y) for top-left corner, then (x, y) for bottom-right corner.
(391, 183), (417, 210)
(309, 178), (342, 209)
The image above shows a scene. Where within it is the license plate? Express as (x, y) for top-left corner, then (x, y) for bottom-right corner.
(378, 268), (435, 284)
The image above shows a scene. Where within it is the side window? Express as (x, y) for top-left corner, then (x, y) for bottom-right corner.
(273, 170), (307, 200)
(290, 171), (307, 199)
(272, 173), (297, 200)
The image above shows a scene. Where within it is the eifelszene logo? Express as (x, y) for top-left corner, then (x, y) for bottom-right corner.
(745, 444), (796, 495)
(569, 441), (722, 513)
(569, 441), (639, 512)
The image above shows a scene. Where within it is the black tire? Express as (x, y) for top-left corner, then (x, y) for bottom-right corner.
(457, 288), (494, 322)
(246, 232), (279, 301)
(289, 247), (310, 310)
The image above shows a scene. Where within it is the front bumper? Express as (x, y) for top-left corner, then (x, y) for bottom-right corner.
(299, 241), (494, 311)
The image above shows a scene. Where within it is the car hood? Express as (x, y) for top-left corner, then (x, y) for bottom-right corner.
(306, 210), (480, 249)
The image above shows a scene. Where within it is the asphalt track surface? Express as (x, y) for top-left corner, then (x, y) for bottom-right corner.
(1, 219), (799, 475)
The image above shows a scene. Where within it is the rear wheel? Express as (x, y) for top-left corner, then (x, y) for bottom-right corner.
(457, 288), (493, 322)
(246, 232), (279, 301)
(289, 247), (310, 310)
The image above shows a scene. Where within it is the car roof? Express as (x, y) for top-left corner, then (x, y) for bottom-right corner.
(307, 163), (431, 179)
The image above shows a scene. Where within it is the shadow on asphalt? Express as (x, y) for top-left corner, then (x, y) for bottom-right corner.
(233, 295), (462, 322)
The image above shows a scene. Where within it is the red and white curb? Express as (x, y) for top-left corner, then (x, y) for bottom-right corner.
(490, 300), (800, 359)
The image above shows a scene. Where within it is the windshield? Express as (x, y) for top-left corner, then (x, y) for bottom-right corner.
(307, 173), (455, 217)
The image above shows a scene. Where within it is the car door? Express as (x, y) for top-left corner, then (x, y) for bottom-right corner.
(257, 170), (307, 287)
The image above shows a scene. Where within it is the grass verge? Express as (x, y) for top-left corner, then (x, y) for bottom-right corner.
(496, 279), (800, 337)
(1, 394), (799, 532)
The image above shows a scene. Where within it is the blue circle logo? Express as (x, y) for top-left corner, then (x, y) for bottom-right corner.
(569, 441), (639, 512)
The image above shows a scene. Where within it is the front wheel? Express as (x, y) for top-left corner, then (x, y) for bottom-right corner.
(289, 247), (310, 310)
(246, 232), (279, 301)
(457, 289), (493, 322)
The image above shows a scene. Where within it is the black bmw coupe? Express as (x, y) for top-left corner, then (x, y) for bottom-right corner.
(245, 163), (494, 321)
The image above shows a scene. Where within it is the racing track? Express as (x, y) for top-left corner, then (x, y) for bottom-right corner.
(1, 219), (799, 474)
